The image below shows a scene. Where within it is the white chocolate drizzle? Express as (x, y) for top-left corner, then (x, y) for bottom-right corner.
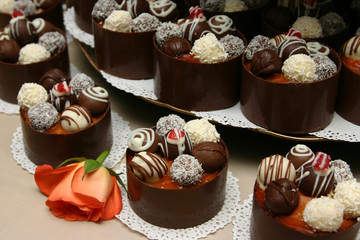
(208, 15), (235, 35)
(277, 37), (309, 59)
(149, 0), (176, 18)
(128, 128), (156, 152)
(181, 18), (211, 43)
(82, 86), (109, 103)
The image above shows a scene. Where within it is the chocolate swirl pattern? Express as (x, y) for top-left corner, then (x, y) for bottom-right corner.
(128, 128), (159, 152)
(149, 0), (176, 18)
(208, 15), (235, 36)
(60, 105), (92, 133)
(82, 86), (109, 103)
(286, 144), (315, 170)
(130, 152), (168, 183)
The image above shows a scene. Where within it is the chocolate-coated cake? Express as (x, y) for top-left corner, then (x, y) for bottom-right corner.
(126, 115), (228, 228)
(74, 0), (98, 34)
(251, 144), (360, 240)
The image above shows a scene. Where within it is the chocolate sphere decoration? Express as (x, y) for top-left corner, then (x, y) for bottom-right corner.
(286, 144), (315, 171)
(296, 152), (334, 197)
(49, 81), (77, 112)
(181, 6), (212, 44)
(208, 15), (236, 39)
(78, 86), (109, 116)
(126, 0), (149, 18)
(128, 128), (160, 153)
(277, 37), (309, 61)
(32, 18), (56, 37)
(0, 39), (20, 63)
(159, 128), (192, 160)
(9, 15), (37, 46)
(265, 6), (294, 32)
(38, 68), (70, 91)
(265, 178), (299, 216)
(149, 0), (178, 22)
(60, 105), (92, 133)
(251, 49), (282, 78)
(190, 141), (226, 173)
(161, 36), (191, 57)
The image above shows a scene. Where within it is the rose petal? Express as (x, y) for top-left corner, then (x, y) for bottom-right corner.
(47, 200), (92, 221)
(34, 164), (78, 196)
(101, 177), (123, 220)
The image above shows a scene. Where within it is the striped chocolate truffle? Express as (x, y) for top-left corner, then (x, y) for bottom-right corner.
(78, 86), (109, 116)
(60, 105), (92, 133)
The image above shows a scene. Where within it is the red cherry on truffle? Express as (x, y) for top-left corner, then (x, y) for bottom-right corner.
(286, 28), (302, 39)
(11, 10), (24, 18)
(312, 152), (330, 171)
(168, 128), (185, 141)
(190, 6), (204, 19)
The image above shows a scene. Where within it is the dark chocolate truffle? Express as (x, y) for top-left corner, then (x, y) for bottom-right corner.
(265, 6), (294, 32)
(9, 16), (37, 46)
(244, 35), (276, 60)
(159, 128), (192, 160)
(128, 128), (160, 153)
(277, 37), (309, 60)
(265, 178), (299, 216)
(251, 49), (282, 77)
(149, 0), (178, 22)
(126, 0), (149, 18)
(286, 144), (314, 171)
(208, 15), (236, 39)
(181, 17), (212, 44)
(38, 68), (70, 91)
(32, 18), (57, 37)
(0, 39), (20, 63)
(78, 86), (109, 116)
(161, 36), (191, 57)
(190, 141), (226, 173)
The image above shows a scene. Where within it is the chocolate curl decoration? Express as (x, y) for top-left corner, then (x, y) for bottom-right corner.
(286, 28), (302, 39)
(312, 152), (330, 172)
(303, 0), (317, 9)
(190, 6), (205, 20)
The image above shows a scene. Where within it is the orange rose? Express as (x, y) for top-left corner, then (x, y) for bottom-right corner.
(34, 160), (122, 221)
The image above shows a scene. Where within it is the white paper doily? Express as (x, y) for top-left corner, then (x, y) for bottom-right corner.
(233, 194), (360, 240)
(64, 7), (94, 48)
(116, 163), (241, 240)
(10, 112), (131, 174)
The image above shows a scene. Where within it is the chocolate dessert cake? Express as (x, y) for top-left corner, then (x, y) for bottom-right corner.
(0, 0), (64, 30)
(0, 13), (69, 103)
(18, 69), (113, 167)
(126, 115), (228, 228)
(240, 30), (341, 134)
(92, 0), (178, 79)
(336, 35), (360, 126)
(251, 144), (360, 240)
(74, 0), (98, 34)
(153, 7), (246, 111)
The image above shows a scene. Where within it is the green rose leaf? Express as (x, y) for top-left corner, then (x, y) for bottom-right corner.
(82, 159), (102, 180)
(57, 157), (87, 168)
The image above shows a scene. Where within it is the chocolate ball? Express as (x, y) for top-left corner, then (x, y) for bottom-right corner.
(251, 49), (282, 77)
(208, 15), (236, 39)
(277, 38), (309, 60)
(296, 164), (334, 197)
(60, 105), (92, 133)
(161, 36), (191, 57)
(9, 16), (37, 46)
(0, 39), (20, 63)
(265, 6), (294, 32)
(265, 178), (299, 216)
(159, 128), (192, 160)
(78, 86), (109, 116)
(286, 144), (314, 170)
(32, 18), (57, 37)
(127, 0), (149, 18)
(49, 81), (77, 112)
(149, 0), (178, 22)
(128, 128), (160, 153)
(38, 68), (70, 91)
(182, 18), (212, 43)
(190, 141), (226, 173)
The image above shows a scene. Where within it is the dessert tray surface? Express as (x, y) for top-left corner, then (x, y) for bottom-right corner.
(64, 8), (360, 143)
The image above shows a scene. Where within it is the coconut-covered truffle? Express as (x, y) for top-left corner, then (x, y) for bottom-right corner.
(219, 34), (245, 59)
(257, 155), (296, 190)
(132, 12), (161, 32)
(282, 54), (317, 83)
(92, 0), (119, 22)
(17, 83), (48, 108)
(190, 33), (228, 63)
(330, 159), (354, 185)
(0, 0), (14, 14)
(199, 0), (225, 12)
(303, 196), (344, 232)
(103, 10), (133, 32)
(224, 0), (248, 12)
(130, 151), (168, 183)
(333, 180), (360, 219)
(18, 43), (50, 64)
(13, 0), (36, 16)
(156, 114), (186, 137)
(60, 105), (92, 133)
(38, 31), (66, 55)
(28, 102), (59, 131)
(292, 16), (323, 39)
(170, 154), (204, 186)
(155, 22), (182, 46)
(69, 73), (95, 95)
(244, 35), (276, 60)
(319, 12), (346, 37)
(313, 55), (337, 81)
(183, 118), (220, 147)
(342, 36), (360, 61)
(128, 128), (160, 153)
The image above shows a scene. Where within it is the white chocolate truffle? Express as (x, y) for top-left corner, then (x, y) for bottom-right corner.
(190, 33), (228, 64)
(282, 54), (317, 83)
(184, 118), (220, 147)
(303, 196), (344, 232)
(18, 43), (51, 64)
(333, 180), (360, 219)
(0, 0), (14, 14)
(103, 10), (133, 33)
(292, 16), (323, 38)
(60, 105), (92, 133)
(342, 36), (360, 61)
(257, 154), (296, 190)
(224, 0), (248, 12)
(17, 83), (48, 108)
(130, 151), (168, 183)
